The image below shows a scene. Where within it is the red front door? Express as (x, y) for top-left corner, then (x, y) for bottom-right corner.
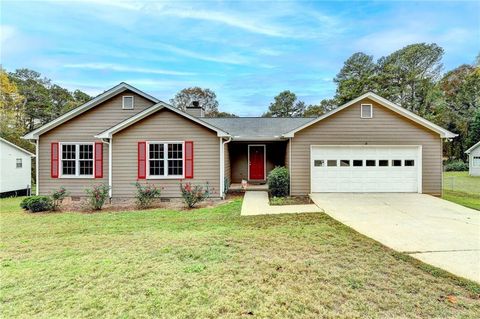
(249, 145), (265, 180)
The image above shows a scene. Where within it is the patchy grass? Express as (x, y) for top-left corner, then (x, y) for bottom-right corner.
(443, 172), (480, 210)
(443, 190), (480, 211)
(1, 196), (480, 318)
(269, 196), (313, 206)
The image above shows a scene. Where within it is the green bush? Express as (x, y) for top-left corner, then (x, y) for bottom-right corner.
(134, 182), (161, 209)
(20, 197), (32, 210)
(20, 196), (53, 213)
(267, 166), (289, 197)
(85, 184), (110, 210)
(444, 160), (468, 172)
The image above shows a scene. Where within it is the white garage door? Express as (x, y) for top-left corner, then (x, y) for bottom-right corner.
(311, 146), (420, 193)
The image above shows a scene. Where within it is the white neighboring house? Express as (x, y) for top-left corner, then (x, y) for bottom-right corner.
(0, 137), (35, 196)
(465, 141), (480, 176)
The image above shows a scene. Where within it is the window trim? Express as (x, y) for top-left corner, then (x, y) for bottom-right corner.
(473, 156), (480, 167)
(16, 158), (22, 168)
(146, 141), (185, 179)
(360, 104), (373, 119)
(122, 96), (134, 110)
(59, 142), (95, 178)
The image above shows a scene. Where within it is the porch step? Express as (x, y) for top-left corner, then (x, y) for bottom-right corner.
(229, 183), (268, 192)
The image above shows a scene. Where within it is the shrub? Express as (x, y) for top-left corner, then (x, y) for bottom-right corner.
(20, 196), (53, 213)
(444, 160), (468, 172)
(267, 166), (289, 197)
(134, 182), (161, 209)
(85, 184), (110, 210)
(51, 187), (68, 210)
(20, 197), (32, 210)
(180, 182), (211, 208)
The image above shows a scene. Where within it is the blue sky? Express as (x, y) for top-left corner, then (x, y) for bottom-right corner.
(1, 0), (479, 116)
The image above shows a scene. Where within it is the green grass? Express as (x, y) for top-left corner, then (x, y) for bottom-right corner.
(443, 171), (480, 210)
(1, 196), (480, 318)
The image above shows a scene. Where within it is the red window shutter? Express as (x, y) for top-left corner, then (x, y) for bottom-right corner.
(185, 141), (194, 179)
(138, 141), (146, 179)
(51, 142), (59, 178)
(95, 142), (103, 178)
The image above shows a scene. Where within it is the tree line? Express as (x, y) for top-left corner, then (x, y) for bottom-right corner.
(262, 43), (480, 161)
(1, 69), (92, 152)
(1, 42), (478, 161)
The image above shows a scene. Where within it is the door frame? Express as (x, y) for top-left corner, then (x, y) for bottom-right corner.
(248, 144), (266, 180)
(309, 145), (422, 193)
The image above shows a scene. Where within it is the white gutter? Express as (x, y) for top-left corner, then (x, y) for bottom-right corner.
(288, 137), (292, 196)
(219, 137), (232, 199)
(100, 138), (112, 200)
(35, 139), (39, 195)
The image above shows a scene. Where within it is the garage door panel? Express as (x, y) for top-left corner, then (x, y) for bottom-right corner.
(311, 146), (420, 193)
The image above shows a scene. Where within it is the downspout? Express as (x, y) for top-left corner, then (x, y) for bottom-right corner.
(101, 137), (112, 201)
(220, 136), (232, 199)
(35, 139), (39, 195)
(288, 137), (292, 196)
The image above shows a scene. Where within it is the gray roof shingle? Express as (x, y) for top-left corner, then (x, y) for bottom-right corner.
(202, 117), (314, 140)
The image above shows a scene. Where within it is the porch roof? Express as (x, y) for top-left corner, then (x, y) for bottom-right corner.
(202, 117), (313, 141)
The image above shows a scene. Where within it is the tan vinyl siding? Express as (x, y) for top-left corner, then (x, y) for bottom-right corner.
(290, 98), (442, 196)
(224, 142), (231, 186)
(38, 91), (155, 196)
(112, 109), (220, 198)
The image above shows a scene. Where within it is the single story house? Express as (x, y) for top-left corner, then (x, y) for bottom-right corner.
(465, 141), (480, 176)
(0, 137), (35, 197)
(23, 82), (457, 199)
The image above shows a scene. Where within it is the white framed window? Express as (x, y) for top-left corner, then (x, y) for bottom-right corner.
(361, 104), (373, 118)
(147, 142), (184, 179)
(60, 143), (94, 178)
(122, 96), (134, 109)
(16, 158), (22, 168)
(473, 156), (480, 167)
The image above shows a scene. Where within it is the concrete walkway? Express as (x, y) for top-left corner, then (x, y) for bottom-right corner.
(241, 191), (322, 216)
(310, 193), (480, 283)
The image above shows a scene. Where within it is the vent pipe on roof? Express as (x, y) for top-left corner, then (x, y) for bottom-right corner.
(185, 101), (205, 117)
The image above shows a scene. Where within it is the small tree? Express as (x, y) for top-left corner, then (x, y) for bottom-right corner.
(170, 87), (219, 116)
(263, 91), (305, 117)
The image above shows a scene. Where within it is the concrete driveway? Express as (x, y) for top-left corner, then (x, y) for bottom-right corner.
(310, 193), (480, 283)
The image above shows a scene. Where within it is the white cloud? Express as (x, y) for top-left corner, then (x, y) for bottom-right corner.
(0, 25), (16, 44)
(63, 63), (195, 76)
(156, 6), (290, 38)
(154, 43), (253, 65)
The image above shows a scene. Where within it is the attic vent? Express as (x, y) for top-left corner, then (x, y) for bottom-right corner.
(361, 104), (373, 118)
(122, 96), (134, 109)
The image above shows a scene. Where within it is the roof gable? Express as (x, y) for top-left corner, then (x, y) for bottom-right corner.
(23, 83), (159, 139)
(466, 141), (480, 154)
(283, 92), (457, 139)
(95, 102), (230, 138)
(0, 138), (35, 156)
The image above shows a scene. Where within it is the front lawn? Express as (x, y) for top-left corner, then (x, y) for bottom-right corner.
(1, 197), (479, 318)
(443, 171), (480, 210)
